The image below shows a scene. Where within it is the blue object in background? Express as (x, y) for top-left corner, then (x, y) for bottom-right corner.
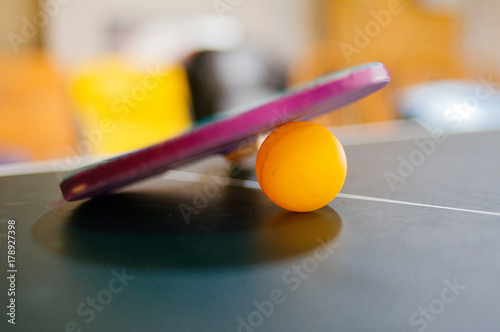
(396, 80), (500, 132)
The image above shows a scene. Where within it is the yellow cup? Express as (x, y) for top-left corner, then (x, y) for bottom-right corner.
(70, 56), (192, 154)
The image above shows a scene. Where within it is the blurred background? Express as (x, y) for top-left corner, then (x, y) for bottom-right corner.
(1, 0), (499, 164)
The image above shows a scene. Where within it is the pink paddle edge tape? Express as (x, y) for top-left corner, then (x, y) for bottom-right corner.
(60, 62), (390, 201)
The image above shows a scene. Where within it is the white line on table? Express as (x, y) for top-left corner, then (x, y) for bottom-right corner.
(163, 170), (500, 217)
(336, 193), (500, 217)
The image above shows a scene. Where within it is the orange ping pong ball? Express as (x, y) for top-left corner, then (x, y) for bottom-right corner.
(256, 121), (347, 212)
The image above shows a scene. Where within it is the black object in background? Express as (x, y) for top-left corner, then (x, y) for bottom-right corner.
(185, 50), (286, 122)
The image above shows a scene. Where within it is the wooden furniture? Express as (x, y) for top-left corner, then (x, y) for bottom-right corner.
(0, 51), (77, 162)
(290, 0), (465, 126)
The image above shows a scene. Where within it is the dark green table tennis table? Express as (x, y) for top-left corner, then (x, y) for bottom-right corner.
(1, 120), (499, 332)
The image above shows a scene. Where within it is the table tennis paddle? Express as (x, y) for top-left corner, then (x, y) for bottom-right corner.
(60, 62), (390, 201)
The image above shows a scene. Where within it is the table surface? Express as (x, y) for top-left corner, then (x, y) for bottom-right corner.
(1, 120), (499, 332)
